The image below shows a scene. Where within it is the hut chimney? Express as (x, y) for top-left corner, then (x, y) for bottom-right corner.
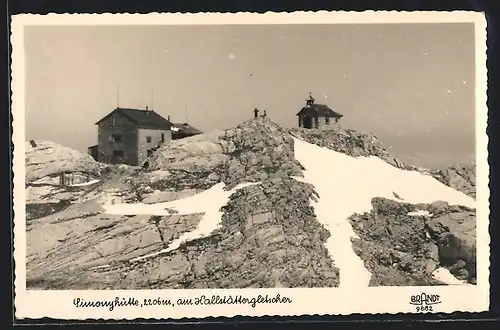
(145, 105), (149, 111)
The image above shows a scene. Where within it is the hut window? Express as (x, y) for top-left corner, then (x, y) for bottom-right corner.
(111, 134), (122, 142)
(146, 136), (152, 143)
(325, 117), (330, 125)
(161, 133), (165, 143)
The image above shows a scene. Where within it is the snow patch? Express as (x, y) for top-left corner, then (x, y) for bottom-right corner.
(103, 181), (259, 262)
(70, 179), (100, 187)
(407, 210), (432, 217)
(32, 176), (60, 186)
(89, 264), (112, 271)
(432, 267), (472, 285)
(292, 137), (476, 289)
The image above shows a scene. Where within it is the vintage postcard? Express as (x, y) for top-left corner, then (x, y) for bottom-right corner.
(11, 11), (489, 320)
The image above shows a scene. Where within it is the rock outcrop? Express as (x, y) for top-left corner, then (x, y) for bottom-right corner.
(428, 164), (476, 199)
(25, 140), (102, 183)
(425, 201), (476, 281)
(349, 198), (476, 286)
(144, 118), (303, 191)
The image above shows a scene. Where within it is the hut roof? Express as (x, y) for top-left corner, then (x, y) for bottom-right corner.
(95, 108), (172, 130)
(296, 104), (343, 118)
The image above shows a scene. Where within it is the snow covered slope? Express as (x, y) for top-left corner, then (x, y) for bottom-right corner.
(292, 137), (476, 288)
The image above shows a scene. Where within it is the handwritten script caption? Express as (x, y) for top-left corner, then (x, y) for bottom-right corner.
(73, 294), (292, 311)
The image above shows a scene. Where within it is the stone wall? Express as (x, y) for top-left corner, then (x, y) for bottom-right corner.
(317, 116), (341, 130)
(98, 113), (138, 165)
(298, 115), (341, 130)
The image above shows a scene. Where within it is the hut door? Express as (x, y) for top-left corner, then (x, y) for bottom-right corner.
(112, 150), (124, 164)
(303, 116), (313, 129)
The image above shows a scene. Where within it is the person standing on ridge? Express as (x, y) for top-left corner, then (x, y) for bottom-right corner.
(254, 108), (259, 118)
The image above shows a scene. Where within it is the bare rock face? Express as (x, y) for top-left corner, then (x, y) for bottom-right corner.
(429, 164), (476, 199)
(218, 118), (304, 188)
(349, 198), (476, 286)
(28, 180), (338, 290)
(425, 201), (476, 280)
(147, 131), (229, 189)
(97, 178), (339, 290)
(26, 208), (204, 289)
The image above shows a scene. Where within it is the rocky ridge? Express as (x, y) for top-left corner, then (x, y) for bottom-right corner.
(289, 127), (414, 170)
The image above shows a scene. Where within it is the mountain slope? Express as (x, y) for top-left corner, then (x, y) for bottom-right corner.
(26, 118), (338, 289)
(25, 118), (476, 289)
(291, 136), (475, 287)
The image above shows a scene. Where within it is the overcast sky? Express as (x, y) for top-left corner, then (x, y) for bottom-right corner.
(24, 23), (476, 168)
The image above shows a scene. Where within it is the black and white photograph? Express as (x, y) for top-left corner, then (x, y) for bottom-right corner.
(12, 11), (489, 319)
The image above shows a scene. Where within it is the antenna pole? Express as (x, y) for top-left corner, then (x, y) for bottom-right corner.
(116, 84), (120, 107)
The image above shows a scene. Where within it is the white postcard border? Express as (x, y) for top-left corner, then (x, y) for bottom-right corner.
(11, 11), (490, 320)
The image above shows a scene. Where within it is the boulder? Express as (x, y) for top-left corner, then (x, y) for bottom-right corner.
(25, 140), (101, 183)
(426, 211), (476, 279)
